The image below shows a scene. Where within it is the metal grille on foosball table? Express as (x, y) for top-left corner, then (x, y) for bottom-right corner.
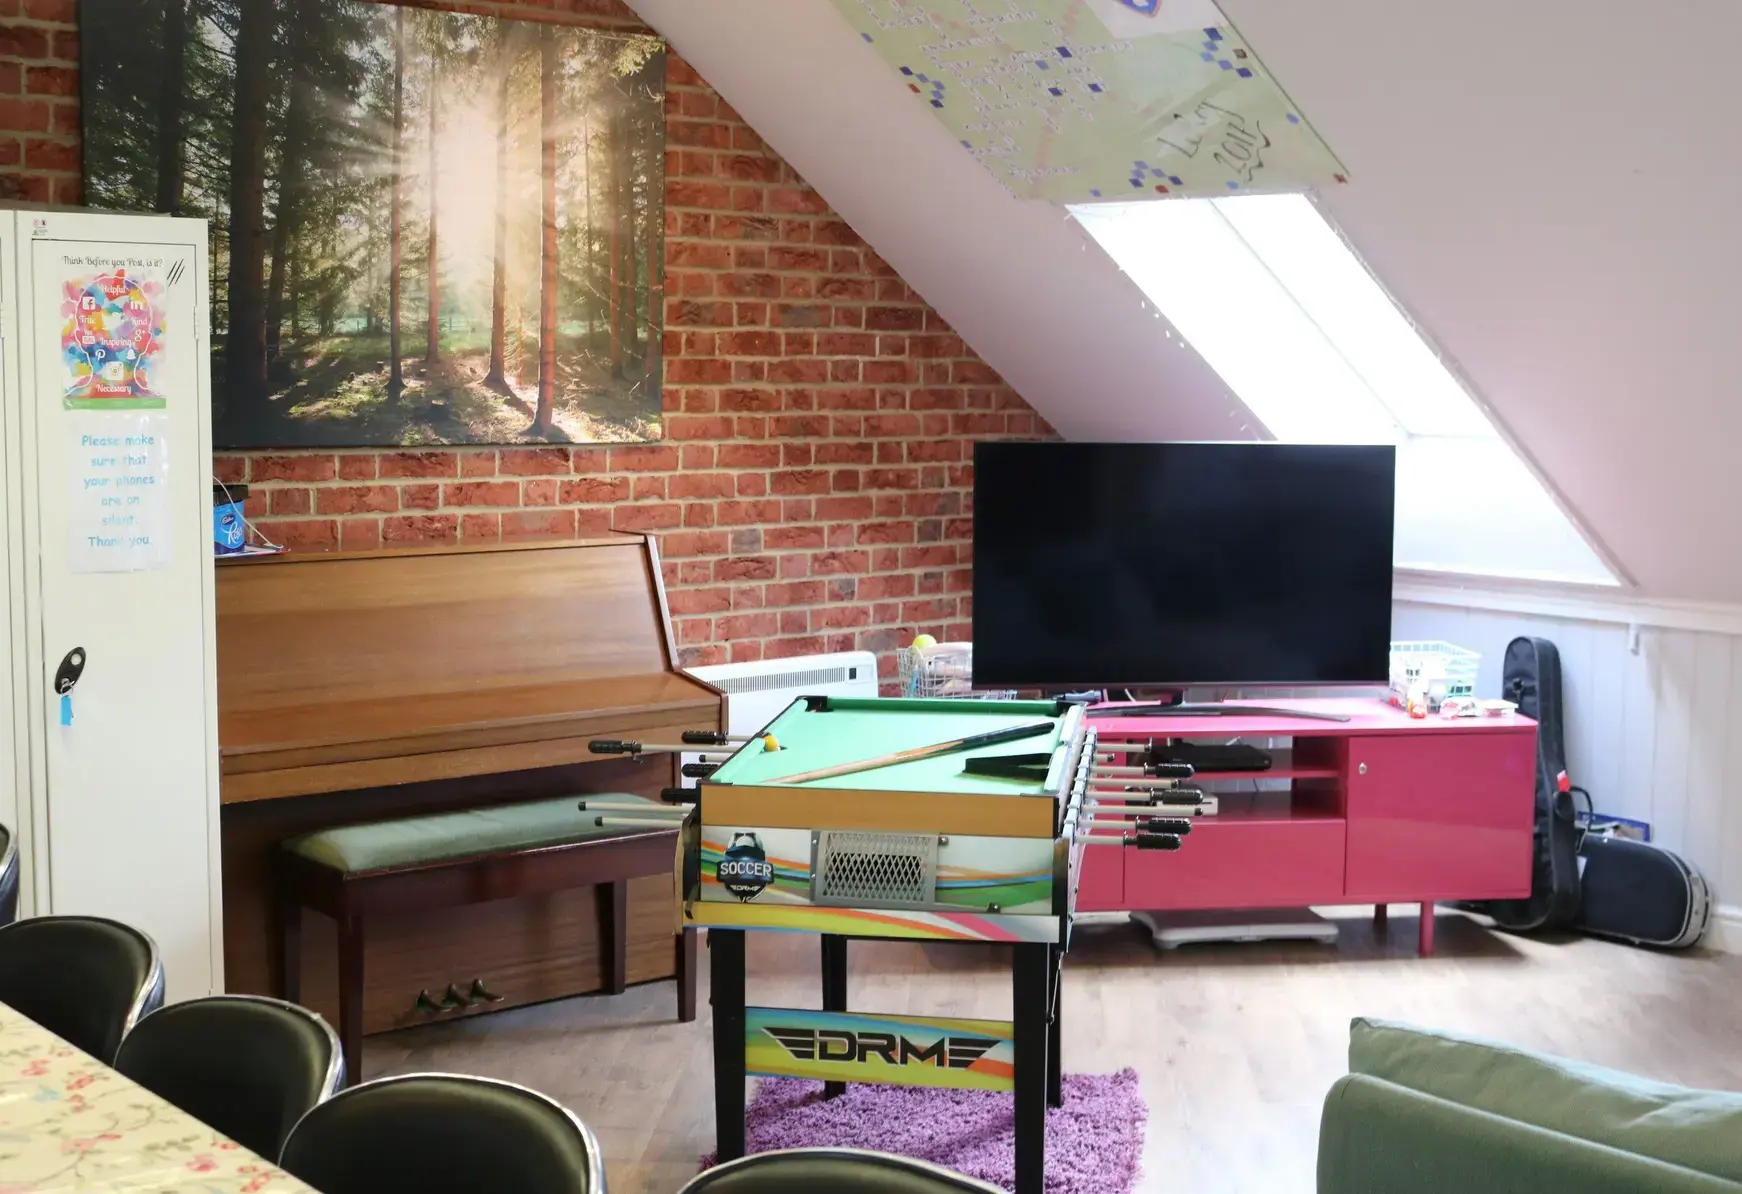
(814, 831), (938, 907)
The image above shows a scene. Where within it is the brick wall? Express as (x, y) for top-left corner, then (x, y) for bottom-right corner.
(0, 0), (1054, 679)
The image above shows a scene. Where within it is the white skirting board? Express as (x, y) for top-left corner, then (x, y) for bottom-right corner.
(1703, 905), (1742, 953)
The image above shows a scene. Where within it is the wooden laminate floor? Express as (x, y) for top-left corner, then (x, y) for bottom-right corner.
(362, 909), (1742, 1194)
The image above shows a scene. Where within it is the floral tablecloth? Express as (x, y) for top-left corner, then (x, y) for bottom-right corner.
(0, 1001), (318, 1192)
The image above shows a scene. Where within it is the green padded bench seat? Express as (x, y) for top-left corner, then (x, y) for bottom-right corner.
(276, 791), (695, 1086)
(285, 793), (667, 873)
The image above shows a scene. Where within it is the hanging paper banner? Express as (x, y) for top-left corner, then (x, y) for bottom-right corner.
(834, 0), (1347, 202)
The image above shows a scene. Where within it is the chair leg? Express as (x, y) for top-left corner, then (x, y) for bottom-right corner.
(600, 880), (629, 995)
(676, 927), (697, 1023)
(337, 913), (365, 1088)
(821, 935), (848, 1099)
(279, 899), (303, 1004)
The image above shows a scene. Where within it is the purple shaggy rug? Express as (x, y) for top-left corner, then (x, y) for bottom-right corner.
(700, 1070), (1147, 1194)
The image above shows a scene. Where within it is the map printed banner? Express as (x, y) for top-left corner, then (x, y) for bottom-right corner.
(834, 0), (1347, 202)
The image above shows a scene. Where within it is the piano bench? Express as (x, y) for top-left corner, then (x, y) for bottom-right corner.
(273, 793), (696, 1086)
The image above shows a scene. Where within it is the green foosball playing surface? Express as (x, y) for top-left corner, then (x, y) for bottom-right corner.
(706, 696), (1075, 795)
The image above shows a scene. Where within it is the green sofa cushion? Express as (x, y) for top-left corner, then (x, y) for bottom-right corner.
(1320, 1074), (1742, 1194)
(1350, 1017), (1742, 1185)
(285, 793), (671, 873)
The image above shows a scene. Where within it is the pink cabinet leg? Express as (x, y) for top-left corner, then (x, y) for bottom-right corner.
(1418, 903), (1435, 955)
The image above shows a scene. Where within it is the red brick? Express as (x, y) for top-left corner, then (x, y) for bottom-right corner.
(860, 574), (917, 600)
(379, 451), (457, 479)
(765, 581), (825, 606)
(502, 509), (577, 541)
(268, 519), (339, 552)
(459, 451), (497, 478)
(248, 455), (333, 483)
(665, 414), (734, 439)
(213, 456), (247, 484)
(560, 477), (632, 503)
(857, 521), (917, 545)
(766, 525), (825, 550)
(402, 484), (440, 511)
(811, 550), (871, 575)
(337, 453), (377, 480)
(661, 531), (730, 558)
(770, 469), (830, 495)
(669, 473), (737, 499)
(613, 503), (683, 532)
(716, 499), (782, 525)
(716, 556), (777, 581)
(23, 0), (76, 19)
(610, 445), (681, 472)
(500, 447), (572, 475)
(816, 605), (871, 630)
(669, 587), (734, 616)
(315, 485), (398, 515)
(765, 636), (828, 659)
(522, 479), (557, 507)
(339, 518), (380, 552)
(23, 65), (75, 97)
(268, 488), (311, 516)
(444, 481), (520, 507)
(382, 514), (459, 545)
(866, 468), (920, 490)
(0, 99), (48, 131)
(23, 138), (75, 171)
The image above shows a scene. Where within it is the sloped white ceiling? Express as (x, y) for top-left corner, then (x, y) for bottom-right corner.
(629, 0), (1742, 603)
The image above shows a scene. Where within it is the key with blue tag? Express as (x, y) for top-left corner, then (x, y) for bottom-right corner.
(54, 647), (86, 727)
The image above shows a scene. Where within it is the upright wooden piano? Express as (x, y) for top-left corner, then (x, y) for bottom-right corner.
(216, 535), (723, 1035)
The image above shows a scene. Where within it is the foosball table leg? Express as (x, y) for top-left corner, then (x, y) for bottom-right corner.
(821, 934), (849, 1099)
(710, 928), (748, 1162)
(1046, 944), (1063, 1109)
(1012, 942), (1050, 1194)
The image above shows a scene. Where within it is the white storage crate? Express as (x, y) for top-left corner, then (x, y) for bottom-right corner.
(895, 642), (1018, 700)
(1388, 640), (1480, 711)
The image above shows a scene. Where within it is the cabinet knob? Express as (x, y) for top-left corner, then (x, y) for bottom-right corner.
(1357, 762), (1368, 775)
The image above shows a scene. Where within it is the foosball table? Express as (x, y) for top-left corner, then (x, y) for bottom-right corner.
(588, 696), (1197, 1193)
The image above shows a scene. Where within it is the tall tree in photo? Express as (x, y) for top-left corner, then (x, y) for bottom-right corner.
(264, 63), (309, 363)
(153, 0), (191, 213)
(532, 23), (559, 435)
(224, 0), (274, 407)
(607, 97), (625, 380)
(425, 36), (441, 363)
(388, 4), (406, 399)
(485, 32), (514, 391)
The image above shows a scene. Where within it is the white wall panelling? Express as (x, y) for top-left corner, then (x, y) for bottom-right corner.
(1391, 592), (1742, 948)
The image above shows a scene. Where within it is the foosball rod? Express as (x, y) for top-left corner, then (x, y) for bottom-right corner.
(594, 816), (690, 829)
(577, 800), (691, 815)
(1094, 763), (1194, 779)
(1074, 832), (1184, 850)
(589, 739), (742, 758)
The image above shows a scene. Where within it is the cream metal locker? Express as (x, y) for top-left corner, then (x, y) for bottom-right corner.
(0, 206), (222, 999)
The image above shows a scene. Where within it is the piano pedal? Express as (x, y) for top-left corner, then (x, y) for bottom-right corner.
(413, 989), (444, 1016)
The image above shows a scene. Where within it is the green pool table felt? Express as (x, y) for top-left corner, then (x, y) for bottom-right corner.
(707, 697), (1074, 796)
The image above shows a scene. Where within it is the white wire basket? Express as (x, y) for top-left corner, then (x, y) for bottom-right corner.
(1388, 640), (1480, 710)
(896, 642), (1018, 700)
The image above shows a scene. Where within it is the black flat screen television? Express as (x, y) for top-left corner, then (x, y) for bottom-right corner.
(971, 442), (1396, 689)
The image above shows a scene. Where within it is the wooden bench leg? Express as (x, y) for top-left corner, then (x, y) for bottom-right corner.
(600, 880), (629, 995)
(676, 927), (697, 1022)
(279, 900), (303, 1004)
(338, 912), (365, 1088)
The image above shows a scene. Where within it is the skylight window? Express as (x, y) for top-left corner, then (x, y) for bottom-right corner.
(1071, 194), (1619, 587)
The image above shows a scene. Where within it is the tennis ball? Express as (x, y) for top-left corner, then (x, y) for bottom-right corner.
(762, 734), (779, 752)
(911, 633), (937, 651)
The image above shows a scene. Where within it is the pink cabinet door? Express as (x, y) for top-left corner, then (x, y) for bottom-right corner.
(1075, 841), (1124, 911)
(1343, 730), (1536, 901)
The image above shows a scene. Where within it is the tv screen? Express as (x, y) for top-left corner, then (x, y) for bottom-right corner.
(971, 442), (1396, 689)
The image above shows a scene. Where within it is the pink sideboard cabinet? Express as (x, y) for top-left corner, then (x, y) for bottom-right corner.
(1078, 698), (1538, 955)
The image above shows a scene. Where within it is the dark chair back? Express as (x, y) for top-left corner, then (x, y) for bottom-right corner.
(279, 1073), (606, 1193)
(680, 1149), (1007, 1193)
(113, 995), (343, 1161)
(0, 823), (17, 926)
(0, 915), (162, 1063)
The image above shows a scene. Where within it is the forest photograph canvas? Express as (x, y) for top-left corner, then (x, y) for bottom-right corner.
(80, 0), (666, 448)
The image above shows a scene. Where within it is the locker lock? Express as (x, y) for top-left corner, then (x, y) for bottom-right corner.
(54, 648), (87, 695)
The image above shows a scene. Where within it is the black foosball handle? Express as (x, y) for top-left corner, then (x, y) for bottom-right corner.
(1135, 832), (1183, 851)
(1148, 762), (1195, 779)
(661, 787), (693, 804)
(682, 730), (731, 745)
(681, 762), (719, 779)
(1143, 817), (1194, 836)
(589, 739), (639, 756)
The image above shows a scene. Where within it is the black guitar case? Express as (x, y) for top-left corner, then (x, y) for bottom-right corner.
(1477, 637), (1582, 932)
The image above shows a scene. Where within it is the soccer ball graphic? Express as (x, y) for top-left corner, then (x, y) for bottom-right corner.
(717, 832), (773, 902)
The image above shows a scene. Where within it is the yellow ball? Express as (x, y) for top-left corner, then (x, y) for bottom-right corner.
(762, 734), (779, 752)
(911, 633), (937, 651)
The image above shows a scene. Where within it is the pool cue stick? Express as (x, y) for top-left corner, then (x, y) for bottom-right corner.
(763, 719), (1057, 785)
